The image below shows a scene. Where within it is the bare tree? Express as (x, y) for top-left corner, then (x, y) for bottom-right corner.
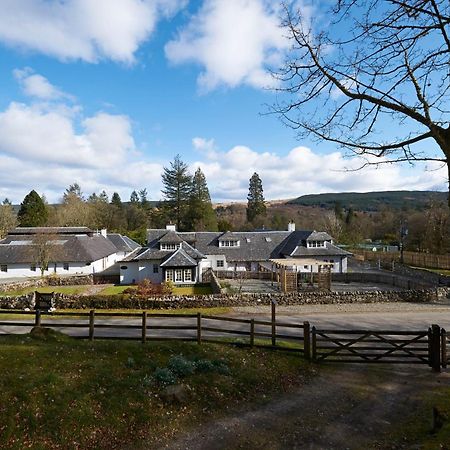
(274, 1), (450, 205)
(31, 233), (64, 277)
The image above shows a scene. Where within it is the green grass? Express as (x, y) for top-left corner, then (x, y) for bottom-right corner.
(98, 285), (131, 295)
(0, 333), (313, 449)
(172, 285), (213, 295)
(380, 385), (450, 449)
(0, 285), (90, 296)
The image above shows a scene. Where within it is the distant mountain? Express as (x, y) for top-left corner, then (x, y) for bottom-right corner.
(287, 191), (448, 211)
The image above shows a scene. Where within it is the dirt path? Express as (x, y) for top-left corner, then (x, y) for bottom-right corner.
(162, 365), (450, 449)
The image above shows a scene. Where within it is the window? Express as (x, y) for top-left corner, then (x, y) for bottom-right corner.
(153, 265), (159, 273)
(304, 265), (309, 269)
(0, 265), (7, 272)
(216, 260), (224, 268)
(183, 269), (192, 282)
(63, 263), (69, 271)
(165, 269), (174, 282)
(160, 243), (180, 251)
(175, 269), (183, 282)
(219, 240), (239, 247)
(30, 264), (36, 272)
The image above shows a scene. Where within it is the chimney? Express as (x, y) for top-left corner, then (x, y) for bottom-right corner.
(100, 229), (107, 237)
(288, 221), (296, 232)
(166, 224), (176, 232)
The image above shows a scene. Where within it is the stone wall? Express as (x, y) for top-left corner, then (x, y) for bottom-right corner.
(0, 293), (35, 309)
(0, 274), (93, 294)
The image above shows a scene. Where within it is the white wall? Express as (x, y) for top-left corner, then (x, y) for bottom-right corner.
(0, 252), (119, 279)
(120, 260), (163, 285)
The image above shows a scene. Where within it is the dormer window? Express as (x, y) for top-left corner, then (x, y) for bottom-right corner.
(219, 240), (240, 248)
(160, 243), (181, 251)
(308, 240), (325, 248)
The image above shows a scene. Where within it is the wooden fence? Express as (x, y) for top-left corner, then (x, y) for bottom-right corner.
(0, 309), (309, 356)
(356, 250), (450, 270)
(1, 309), (448, 371)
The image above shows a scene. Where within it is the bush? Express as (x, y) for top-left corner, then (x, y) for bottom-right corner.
(125, 279), (173, 298)
(167, 355), (195, 377)
(153, 368), (177, 386)
(194, 359), (216, 373)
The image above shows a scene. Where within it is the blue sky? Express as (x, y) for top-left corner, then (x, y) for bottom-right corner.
(0, 0), (447, 204)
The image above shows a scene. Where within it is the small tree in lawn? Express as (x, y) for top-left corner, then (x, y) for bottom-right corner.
(0, 200), (17, 238)
(246, 172), (266, 224)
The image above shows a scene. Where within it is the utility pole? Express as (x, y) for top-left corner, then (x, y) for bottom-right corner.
(399, 221), (408, 264)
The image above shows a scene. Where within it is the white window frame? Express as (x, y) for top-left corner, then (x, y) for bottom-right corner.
(165, 269), (174, 282)
(183, 269), (192, 282)
(175, 269), (183, 282)
(216, 260), (224, 268)
(160, 243), (180, 251)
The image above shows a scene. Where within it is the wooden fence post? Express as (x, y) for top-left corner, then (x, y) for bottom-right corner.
(441, 328), (447, 369)
(35, 309), (41, 327)
(303, 321), (311, 360)
(142, 311), (147, 344)
(430, 324), (441, 372)
(197, 313), (202, 345)
(271, 300), (276, 346)
(312, 326), (317, 361)
(250, 319), (255, 348)
(89, 310), (95, 341)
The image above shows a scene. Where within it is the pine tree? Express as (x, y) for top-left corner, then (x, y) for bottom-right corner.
(111, 192), (122, 208)
(63, 183), (83, 202)
(130, 191), (139, 204)
(17, 190), (48, 227)
(246, 172), (266, 223)
(161, 154), (192, 230)
(187, 168), (218, 231)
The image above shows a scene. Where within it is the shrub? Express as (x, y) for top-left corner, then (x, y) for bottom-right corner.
(125, 356), (135, 368)
(194, 359), (216, 373)
(153, 368), (177, 386)
(211, 359), (230, 375)
(167, 355), (195, 377)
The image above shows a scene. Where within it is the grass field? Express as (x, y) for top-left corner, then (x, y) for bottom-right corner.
(0, 333), (311, 449)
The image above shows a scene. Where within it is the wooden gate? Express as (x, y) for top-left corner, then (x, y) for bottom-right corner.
(311, 326), (441, 369)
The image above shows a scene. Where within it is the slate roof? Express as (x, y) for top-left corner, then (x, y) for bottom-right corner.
(158, 230), (184, 244)
(160, 248), (197, 267)
(107, 234), (140, 253)
(143, 229), (349, 264)
(121, 240), (205, 262)
(9, 227), (93, 236)
(0, 234), (118, 264)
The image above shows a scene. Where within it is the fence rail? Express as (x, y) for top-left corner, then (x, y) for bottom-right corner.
(356, 250), (450, 270)
(0, 309), (308, 355)
(0, 309), (448, 371)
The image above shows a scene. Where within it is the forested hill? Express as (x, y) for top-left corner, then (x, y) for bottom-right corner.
(287, 191), (448, 211)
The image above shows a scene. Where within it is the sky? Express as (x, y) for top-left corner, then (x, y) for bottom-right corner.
(0, 0), (447, 204)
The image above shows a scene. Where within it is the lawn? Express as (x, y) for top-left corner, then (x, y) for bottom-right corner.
(411, 267), (450, 277)
(0, 333), (312, 449)
(98, 284), (213, 296)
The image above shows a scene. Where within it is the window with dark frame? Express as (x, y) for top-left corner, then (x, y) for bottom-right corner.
(0, 265), (7, 272)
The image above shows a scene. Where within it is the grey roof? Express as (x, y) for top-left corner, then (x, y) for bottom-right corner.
(121, 240), (205, 263)
(107, 234), (140, 253)
(158, 230), (184, 244)
(144, 229), (348, 263)
(9, 227), (93, 236)
(217, 231), (240, 241)
(0, 234), (117, 264)
(306, 231), (333, 241)
(160, 248), (197, 267)
(290, 242), (352, 257)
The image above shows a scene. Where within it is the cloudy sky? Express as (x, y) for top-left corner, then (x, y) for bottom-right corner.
(0, 0), (447, 203)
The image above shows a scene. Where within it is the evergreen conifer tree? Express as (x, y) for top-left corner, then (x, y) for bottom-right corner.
(18, 190), (48, 227)
(246, 172), (266, 224)
(130, 191), (139, 204)
(161, 154), (192, 230)
(187, 168), (217, 231)
(111, 192), (122, 208)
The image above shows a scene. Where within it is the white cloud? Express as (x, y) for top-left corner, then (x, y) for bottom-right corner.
(165, 0), (289, 91)
(190, 140), (448, 201)
(0, 0), (186, 63)
(13, 67), (74, 101)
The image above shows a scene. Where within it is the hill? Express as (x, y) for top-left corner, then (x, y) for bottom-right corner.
(287, 191), (448, 211)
